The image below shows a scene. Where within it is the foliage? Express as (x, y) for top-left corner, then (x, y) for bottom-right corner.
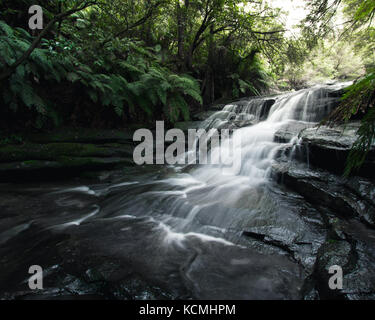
(0, 0), (287, 130)
(345, 107), (375, 176)
(324, 72), (375, 175)
(0, 18), (202, 127)
(0, 20), (63, 127)
(310, 0), (375, 175)
(281, 37), (365, 88)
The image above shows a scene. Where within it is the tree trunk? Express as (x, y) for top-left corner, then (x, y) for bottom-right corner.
(203, 24), (215, 105)
(176, 0), (189, 70)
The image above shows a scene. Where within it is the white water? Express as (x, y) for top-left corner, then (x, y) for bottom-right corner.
(51, 83), (351, 243)
(184, 83), (348, 189)
(157, 83), (350, 232)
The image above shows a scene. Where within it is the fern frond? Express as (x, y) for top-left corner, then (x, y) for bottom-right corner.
(0, 20), (14, 36)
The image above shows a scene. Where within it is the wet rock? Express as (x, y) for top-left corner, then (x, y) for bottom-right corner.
(312, 217), (375, 300)
(0, 206), (305, 300)
(271, 161), (375, 228)
(314, 240), (352, 299)
(173, 121), (204, 133)
(238, 184), (327, 274)
(208, 103), (226, 111)
(213, 120), (255, 131)
(274, 121), (316, 143)
(233, 119), (256, 129)
(192, 111), (217, 121)
(0, 141), (135, 182)
(258, 98), (276, 120)
(27, 127), (135, 144)
(299, 123), (375, 177)
(226, 98), (276, 121)
(0, 157), (134, 182)
(0, 142), (134, 163)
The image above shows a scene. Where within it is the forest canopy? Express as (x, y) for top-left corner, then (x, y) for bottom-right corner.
(0, 0), (287, 129)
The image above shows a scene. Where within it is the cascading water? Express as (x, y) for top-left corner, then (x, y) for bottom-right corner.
(83, 83), (351, 242)
(113, 83), (350, 236)
(2, 82), (363, 300)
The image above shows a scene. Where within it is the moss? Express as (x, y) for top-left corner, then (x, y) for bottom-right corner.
(56, 156), (133, 169)
(0, 128), (137, 181)
(22, 160), (44, 166)
(327, 239), (338, 244)
(0, 157), (133, 175)
(27, 127), (134, 144)
(0, 142), (121, 163)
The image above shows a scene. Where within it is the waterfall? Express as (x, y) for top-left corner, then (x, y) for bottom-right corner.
(1, 82), (357, 300)
(189, 83), (349, 187)
(101, 82), (350, 240)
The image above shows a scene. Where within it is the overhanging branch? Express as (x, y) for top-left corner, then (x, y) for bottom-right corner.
(0, 0), (99, 82)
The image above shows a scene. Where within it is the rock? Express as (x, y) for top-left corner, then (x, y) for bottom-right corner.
(192, 111), (217, 121)
(314, 240), (352, 299)
(271, 159), (375, 299)
(299, 123), (375, 177)
(240, 184), (327, 274)
(258, 98), (276, 120)
(0, 142), (134, 163)
(174, 121), (205, 132)
(0, 138), (136, 182)
(274, 121), (316, 143)
(0, 157), (134, 182)
(233, 119), (256, 129)
(0, 214), (304, 300)
(27, 127), (135, 144)
(301, 123), (360, 150)
(314, 219), (375, 300)
(271, 161), (375, 228)
(208, 103), (226, 111)
(213, 120), (255, 131)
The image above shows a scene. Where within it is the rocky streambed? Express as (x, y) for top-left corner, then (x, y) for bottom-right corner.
(1, 86), (375, 300)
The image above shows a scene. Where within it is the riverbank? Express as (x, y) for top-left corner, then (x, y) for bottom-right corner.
(0, 127), (137, 182)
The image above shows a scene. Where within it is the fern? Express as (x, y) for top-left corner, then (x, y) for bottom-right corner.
(345, 107), (375, 176)
(0, 20), (203, 127)
(326, 71), (375, 175)
(168, 94), (190, 122)
(0, 20), (13, 36)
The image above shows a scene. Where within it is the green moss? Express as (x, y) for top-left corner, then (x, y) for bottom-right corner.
(327, 239), (338, 244)
(28, 127), (134, 144)
(0, 142), (119, 163)
(22, 160), (42, 166)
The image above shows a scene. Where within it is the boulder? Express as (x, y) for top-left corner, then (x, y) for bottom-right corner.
(173, 121), (204, 133)
(298, 123), (375, 178)
(0, 157), (134, 182)
(314, 219), (375, 300)
(192, 111), (217, 121)
(27, 127), (135, 144)
(274, 120), (316, 143)
(271, 161), (375, 228)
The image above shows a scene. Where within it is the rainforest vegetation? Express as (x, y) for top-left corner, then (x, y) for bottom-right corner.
(0, 0), (374, 174)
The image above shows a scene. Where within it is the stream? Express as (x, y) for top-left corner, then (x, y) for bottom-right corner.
(1, 82), (375, 300)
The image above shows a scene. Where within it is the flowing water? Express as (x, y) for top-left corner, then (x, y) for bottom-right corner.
(1, 83), (359, 300)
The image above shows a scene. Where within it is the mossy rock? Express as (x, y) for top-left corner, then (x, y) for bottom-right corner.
(27, 127), (135, 144)
(0, 142), (134, 163)
(0, 157), (135, 182)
